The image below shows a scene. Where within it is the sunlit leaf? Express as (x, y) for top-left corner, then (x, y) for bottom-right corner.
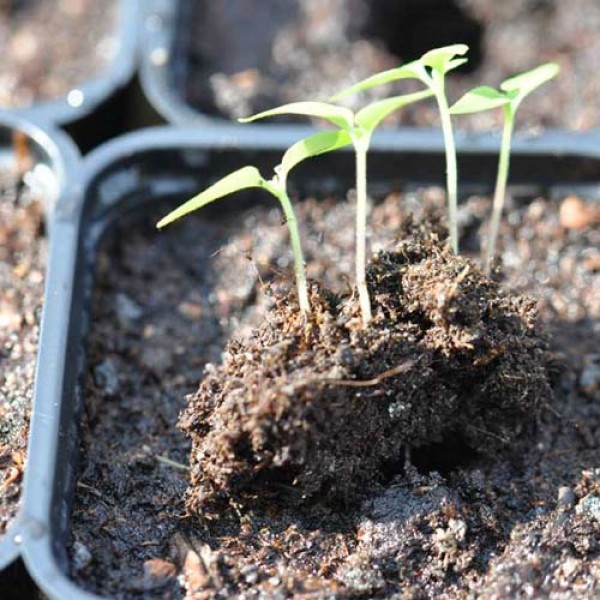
(280, 130), (353, 176)
(330, 45), (469, 103)
(355, 89), (434, 131)
(445, 57), (469, 73)
(329, 61), (426, 101)
(239, 101), (354, 130)
(500, 62), (560, 105)
(420, 44), (469, 73)
(157, 166), (265, 229)
(450, 86), (511, 115)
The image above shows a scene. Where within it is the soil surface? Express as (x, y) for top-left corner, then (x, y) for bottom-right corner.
(69, 186), (600, 598)
(0, 0), (119, 108)
(183, 0), (600, 130)
(0, 147), (46, 536)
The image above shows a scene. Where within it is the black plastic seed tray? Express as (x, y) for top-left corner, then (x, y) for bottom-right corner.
(0, 110), (80, 573)
(17, 123), (600, 598)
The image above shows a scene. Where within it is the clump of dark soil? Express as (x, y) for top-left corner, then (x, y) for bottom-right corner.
(68, 190), (600, 599)
(0, 153), (46, 535)
(0, 0), (118, 108)
(182, 224), (550, 514)
(183, 0), (600, 130)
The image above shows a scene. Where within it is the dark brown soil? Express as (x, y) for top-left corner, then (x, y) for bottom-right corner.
(182, 224), (549, 514)
(0, 147), (46, 536)
(183, 0), (599, 130)
(0, 0), (118, 108)
(68, 188), (600, 598)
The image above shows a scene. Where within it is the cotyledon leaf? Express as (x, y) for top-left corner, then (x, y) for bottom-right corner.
(420, 44), (469, 73)
(330, 44), (469, 102)
(279, 130), (353, 177)
(329, 61), (425, 102)
(157, 166), (265, 229)
(355, 89), (434, 132)
(500, 63), (560, 107)
(238, 101), (354, 130)
(450, 86), (512, 115)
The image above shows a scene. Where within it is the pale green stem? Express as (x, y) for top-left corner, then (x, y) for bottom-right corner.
(432, 70), (459, 254)
(353, 133), (373, 325)
(484, 104), (514, 274)
(265, 177), (310, 314)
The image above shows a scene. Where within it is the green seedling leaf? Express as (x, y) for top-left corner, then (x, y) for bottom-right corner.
(500, 63), (560, 110)
(329, 60), (426, 102)
(280, 130), (353, 177)
(449, 62), (559, 273)
(500, 62), (559, 107)
(450, 86), (512, 115)
(445, 57), (469, 72)
(239, 101), (354, 130)
(420, 44), (469, 73)
(355, 89), (434, 132)
(330, 45), (470, 102)
(329, 44), (471, 258)
(500, 62), (560, 96)
(157, 166), (264, 229)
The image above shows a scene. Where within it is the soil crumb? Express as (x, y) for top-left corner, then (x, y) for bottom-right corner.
(182, 223), (550, 514)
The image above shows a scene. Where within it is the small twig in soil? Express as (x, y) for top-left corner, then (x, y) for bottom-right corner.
(241, 249), (269, 291)
(76, 481), (114, 509)
(468, 424), (509, 444)
(542, 401), (562, 418)
(155, 454), (189, 471)
(290, 359), (417, 390)
(76, 481), (103, 497)
(133, 452), (189, 471)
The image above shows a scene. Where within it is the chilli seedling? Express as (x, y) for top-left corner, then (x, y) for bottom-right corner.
(450, 62), (559, 272)
(240, 90), (433, 324)
(331, 44), (469, 255)
(157, 129), (351, 314)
